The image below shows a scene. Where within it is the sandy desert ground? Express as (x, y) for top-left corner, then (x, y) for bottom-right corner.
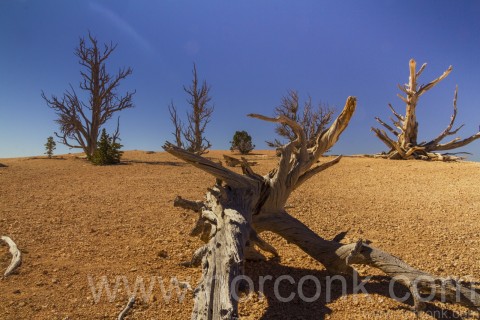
(1, 150), (480, 320)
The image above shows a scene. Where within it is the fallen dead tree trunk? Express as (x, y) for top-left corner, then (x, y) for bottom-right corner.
(165, 144), (274, 318)
(165, 95), (479, 319)
(1, 236), (22, 277)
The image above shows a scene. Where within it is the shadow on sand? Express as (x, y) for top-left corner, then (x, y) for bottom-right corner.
(241, 259), (473, 320)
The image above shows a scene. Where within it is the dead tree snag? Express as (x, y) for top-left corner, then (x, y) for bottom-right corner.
(372, 59), (480, 161)
(41, 32), (135, 159)
(165, 96), (479, 319)
(168, 63), (214, 155)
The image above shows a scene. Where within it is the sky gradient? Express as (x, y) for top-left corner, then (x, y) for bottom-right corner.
(1, 0), (480, 160)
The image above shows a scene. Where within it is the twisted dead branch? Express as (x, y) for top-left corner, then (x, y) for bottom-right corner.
(1, 236), (22, 277)
(117, 296), (135, 320)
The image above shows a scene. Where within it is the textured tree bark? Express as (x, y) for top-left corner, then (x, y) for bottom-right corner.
(190, 188), (251, 319)
(372, 59), (480, 161)
(165, 143), (264, 319)
(165, 95), (479, 319)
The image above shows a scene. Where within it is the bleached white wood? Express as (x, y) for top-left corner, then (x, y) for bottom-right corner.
(1, 236), (22, 277)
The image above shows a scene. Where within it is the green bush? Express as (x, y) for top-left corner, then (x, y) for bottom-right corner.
(90, 129), (123, 165)
(230, 130), (255, 155)
(44, 136), (56, 158)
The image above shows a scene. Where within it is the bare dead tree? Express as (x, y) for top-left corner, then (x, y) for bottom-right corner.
(266, 90), (334, 149)
(168, 64), (214, 155)
(183, 63), (214, 154)
(372, 59), (480, 161)
(41, 32), (135, 158)
(164, 95), (480, 319)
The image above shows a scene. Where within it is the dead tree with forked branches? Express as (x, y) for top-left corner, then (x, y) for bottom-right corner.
(168, 64), (214, 155)
(266, 90), (334, 149)
(164, 95), (480, 319)
(372, 59), (480, 161)
(42, 33), (135, 159)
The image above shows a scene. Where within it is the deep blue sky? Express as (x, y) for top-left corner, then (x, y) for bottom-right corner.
(1, 0), (480, 160)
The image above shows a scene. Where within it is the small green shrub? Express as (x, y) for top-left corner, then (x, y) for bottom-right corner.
(230, 130), (255, 155)
(44, 136), (56, 158)
(90, 129), (123, 165)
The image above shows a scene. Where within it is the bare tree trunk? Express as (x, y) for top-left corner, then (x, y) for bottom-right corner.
(190, 188), (252, 319)
(165, 143), (266, 319)
(400, 59), (420, 149)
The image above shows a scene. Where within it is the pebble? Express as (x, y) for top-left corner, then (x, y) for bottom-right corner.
(157, 250), (168, 258)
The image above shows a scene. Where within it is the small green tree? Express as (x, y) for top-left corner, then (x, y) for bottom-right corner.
(44, 136), (56, 158)
(230, 130), (255, 154)
(90, 129), (123, 165)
